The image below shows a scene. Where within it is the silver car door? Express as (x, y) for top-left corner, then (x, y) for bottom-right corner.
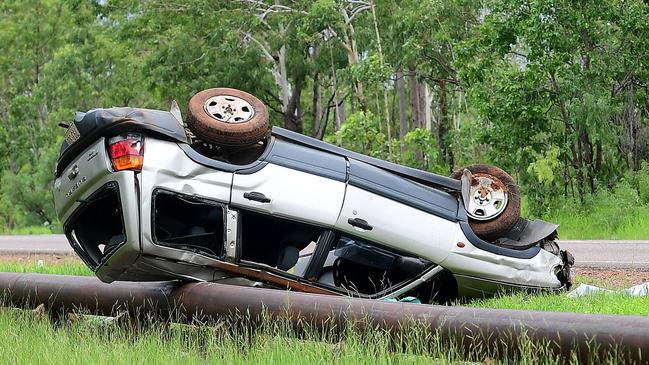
(335, 160), (459, 264)
(231, 140), (347, 227)
(139, 139), (233, 255)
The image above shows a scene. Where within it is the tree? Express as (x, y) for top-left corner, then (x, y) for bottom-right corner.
(0, 0), (70, 228)
(457, 0), (649, 209)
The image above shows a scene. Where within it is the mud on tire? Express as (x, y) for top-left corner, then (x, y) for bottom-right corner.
(451, 164), (521, 240)
(187, 88), (269, 146)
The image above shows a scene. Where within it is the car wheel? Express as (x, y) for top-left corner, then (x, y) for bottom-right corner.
(451, 164), (521, 239)
(187, 88), (269, 146)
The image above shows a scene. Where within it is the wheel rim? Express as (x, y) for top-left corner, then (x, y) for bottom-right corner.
(203, 95), (255, 123)
(466, 174), (508, 221)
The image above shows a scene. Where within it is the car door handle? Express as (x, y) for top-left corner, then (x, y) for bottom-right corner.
(243, 191), (271, 203)
(348, 217), (373, 231)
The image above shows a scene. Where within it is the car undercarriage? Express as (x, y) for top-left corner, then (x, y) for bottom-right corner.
(53, 88), (574, 304)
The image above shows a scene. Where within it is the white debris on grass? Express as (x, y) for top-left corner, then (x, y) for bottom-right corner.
(568, 282), (649, 297)
(625, 282), (649, 296)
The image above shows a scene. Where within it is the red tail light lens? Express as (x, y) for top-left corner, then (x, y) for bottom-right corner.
(108, 133), (144, 171)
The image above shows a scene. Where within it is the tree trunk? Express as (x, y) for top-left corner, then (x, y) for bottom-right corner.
(595, 140), (602, 177)
(0, 108), (18, 174)
(340, 7), (367, 111)
(437, 80), (453, 167)
(409, 67), (421, 129)
(579, 129), (595, 194)
(424, 83), (433, 131)
(318, 91), (337, 140)
(419, 82), (427, 129)
(370, 1), (392, 159)
(311, 72), (323, 138)
(283, 71), (304, 133)
(277, 44), (290, 114)
(396, 69), (407, 139)
(572, 141), (585, 199)
(335, 98), (346, 130)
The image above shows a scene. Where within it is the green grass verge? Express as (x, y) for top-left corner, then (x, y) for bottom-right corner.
(468, 292), (649, 316)
(1, 225), (61, 235)
(547, 206), (649, 240)
(0, 260), (92, 276)
(0, 262), (640, 364)
(525, 179), (649, 239)
(468, 275), (649, 315)
(0, 307), (627, 365)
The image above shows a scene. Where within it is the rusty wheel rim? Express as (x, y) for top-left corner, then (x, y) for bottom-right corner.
(466, 173), (509, 221)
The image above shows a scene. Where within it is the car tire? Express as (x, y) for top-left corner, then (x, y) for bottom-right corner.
(451, 164), (521, 240)
(187, 88), (269, 146)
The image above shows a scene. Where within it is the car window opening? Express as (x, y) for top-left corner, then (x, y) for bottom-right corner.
(237, 211), (438, 298)
(239, 211), (322, 276)
(68, 184), (125, 268)
(328, 237), (433, 296)
(408, 270), (458, 305)
(189, 139), (268, 165)
(153, 191), (225, 258)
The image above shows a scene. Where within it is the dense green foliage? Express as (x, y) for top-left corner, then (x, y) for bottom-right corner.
(1, 1), (649, 235)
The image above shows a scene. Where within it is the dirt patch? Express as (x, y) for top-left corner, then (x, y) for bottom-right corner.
(575, 268), (649, 289)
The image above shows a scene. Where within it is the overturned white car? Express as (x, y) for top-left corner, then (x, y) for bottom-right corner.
(53, 88), (573, 304)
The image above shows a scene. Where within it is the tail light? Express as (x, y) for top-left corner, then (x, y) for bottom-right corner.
(108, 133), (144, 171)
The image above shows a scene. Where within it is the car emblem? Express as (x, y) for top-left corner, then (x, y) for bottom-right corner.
(65, 175), (87, 198)
(68, 165), (79, 180)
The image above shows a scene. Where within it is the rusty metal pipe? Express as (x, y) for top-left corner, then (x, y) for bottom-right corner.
(0, 272), (647, 363)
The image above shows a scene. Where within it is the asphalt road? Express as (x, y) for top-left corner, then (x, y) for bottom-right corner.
(0, 235), (648, 269)
(559, 240), (649, 269)
(0, 235), (72, 255)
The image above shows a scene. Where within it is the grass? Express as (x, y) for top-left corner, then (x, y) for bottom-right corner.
(547, 207), (649, 240)
(0, 306), (627, 365)
(527, 179), (649, 239)
(468, 292), (649, 316)
(0, 259), (92, 276)
(1, 225), (61, 235)
(0, 261), (642, 364)
(467, 273), (649, 316)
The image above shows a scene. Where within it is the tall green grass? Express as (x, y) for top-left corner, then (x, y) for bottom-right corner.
(2, 225), (61, 235)
(0, 260), (92, 276)
(0, 262), (640, 363)
(524, 179), (649, 239)
(0, 307), (627, 365)
(468, 292), (649, 316)
(550, 210), (649, 239)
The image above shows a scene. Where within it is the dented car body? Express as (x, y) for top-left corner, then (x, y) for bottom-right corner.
(54, 106), (573, 303)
